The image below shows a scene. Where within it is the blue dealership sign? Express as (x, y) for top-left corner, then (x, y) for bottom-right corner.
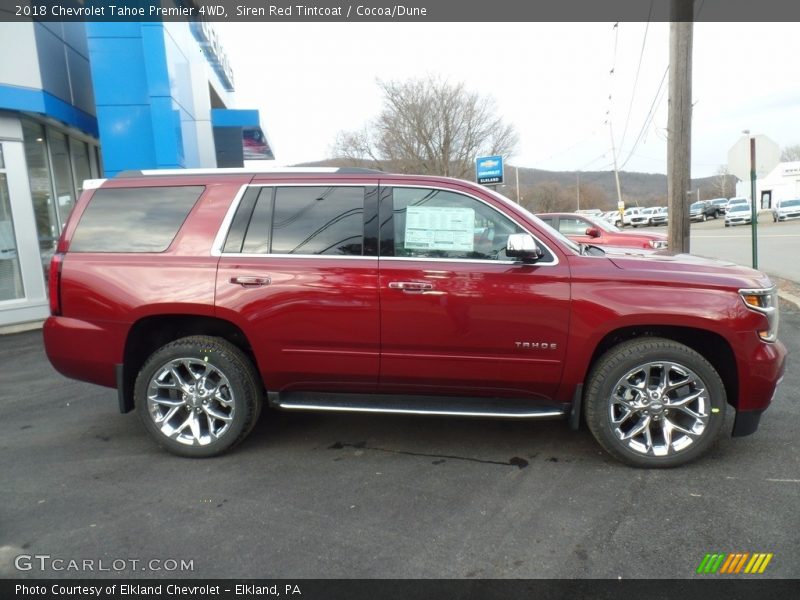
(476, 155), (504, 185)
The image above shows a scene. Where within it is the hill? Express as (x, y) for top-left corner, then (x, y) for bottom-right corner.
(295, 159), (737, 210)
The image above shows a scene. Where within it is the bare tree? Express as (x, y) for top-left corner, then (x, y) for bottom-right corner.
(332, 76), (518, 178)
(781, 144), (800, 161)
(522, 181), (571, 213)
(713, 165), (733, 198)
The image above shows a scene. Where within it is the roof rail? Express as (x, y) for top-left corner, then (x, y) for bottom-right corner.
(114, 167), (385, 177)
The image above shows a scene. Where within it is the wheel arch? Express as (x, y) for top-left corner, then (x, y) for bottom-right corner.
(118, 315), (260, 413)
(583, 325), (738, 412)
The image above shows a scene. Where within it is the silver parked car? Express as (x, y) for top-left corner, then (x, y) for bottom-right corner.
(772, 199), (800, 222)
(725, 203), (754, 227)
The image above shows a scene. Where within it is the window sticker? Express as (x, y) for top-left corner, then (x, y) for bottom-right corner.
(404, 206), (475, 251)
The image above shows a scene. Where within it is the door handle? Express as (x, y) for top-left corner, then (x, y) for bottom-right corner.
(230, 276), (271, 288)
(388, 281), (434, 292)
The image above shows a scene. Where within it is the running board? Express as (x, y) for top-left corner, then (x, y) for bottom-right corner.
(273, 392), (567, 419)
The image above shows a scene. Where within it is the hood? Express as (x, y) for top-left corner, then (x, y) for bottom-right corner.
(604, 250), (773, 290)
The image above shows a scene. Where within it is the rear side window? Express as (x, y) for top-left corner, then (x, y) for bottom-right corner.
(70, 186), (204, 252)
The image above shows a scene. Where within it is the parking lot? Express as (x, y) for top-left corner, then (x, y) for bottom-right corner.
(647, 215), (800, 282)
(1, 302), (797, 580)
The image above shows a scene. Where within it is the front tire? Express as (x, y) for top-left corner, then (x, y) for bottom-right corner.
(702, 214), (707, 222)
(134, 336), (263, 457)
(584, 338), (726, 468)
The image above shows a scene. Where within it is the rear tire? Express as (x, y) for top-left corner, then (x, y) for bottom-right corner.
(134, 335), (263, 457)
(584, 337), (726, 468)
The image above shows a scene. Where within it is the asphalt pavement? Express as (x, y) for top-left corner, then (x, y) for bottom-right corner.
(0, 304), (797, 579)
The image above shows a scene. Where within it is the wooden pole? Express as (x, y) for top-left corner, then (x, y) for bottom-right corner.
(667, 0), (694, 253)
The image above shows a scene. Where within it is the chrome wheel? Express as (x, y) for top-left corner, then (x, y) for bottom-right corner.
(609, 361), (710, 457)
(146, 357), (235, 446)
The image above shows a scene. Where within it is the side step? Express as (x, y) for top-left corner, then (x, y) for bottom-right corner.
(272, 392), (567, 419)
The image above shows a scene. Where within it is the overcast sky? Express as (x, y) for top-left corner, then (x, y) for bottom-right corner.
(217, 22), (800, 178)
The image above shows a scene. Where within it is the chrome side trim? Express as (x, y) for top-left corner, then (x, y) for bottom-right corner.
(218, 253), (378, 261)
(381, 256), (522, 265)
(277, 402), (565, 419)
(140, 167), (340, 176)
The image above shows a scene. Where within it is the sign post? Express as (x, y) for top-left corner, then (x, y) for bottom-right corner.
(728, 133), (779, 269)
(476, 155), (504, 186)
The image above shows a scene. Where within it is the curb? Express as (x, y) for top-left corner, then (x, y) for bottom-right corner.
(778, 291), (800, 310)
(0, 320), (44, 335)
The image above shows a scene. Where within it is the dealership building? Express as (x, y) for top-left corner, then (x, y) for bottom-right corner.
(0, 19), (271, 327)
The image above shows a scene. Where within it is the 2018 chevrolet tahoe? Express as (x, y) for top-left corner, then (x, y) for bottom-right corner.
(43, 168), (787, 467)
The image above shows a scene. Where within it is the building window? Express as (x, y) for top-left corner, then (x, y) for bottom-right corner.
(21, 120), (59, 279)
(48, 130), (77, 228)
(0, 146), (25, 301)
(70, 138), (93, 196)
(21, 118), (100, 283)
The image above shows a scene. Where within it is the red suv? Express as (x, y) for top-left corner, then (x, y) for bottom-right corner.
(44, 169), (786, 467)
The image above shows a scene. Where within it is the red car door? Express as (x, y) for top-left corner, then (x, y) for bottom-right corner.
(377, 183), (571, 400)
(215, 183), (380, 393)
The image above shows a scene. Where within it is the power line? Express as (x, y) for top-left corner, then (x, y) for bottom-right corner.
(619, 65), (669, 170)
(618, 1), (654, 153)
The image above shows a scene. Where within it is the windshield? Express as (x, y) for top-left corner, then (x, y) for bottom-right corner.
(483, 189), (581, 254)
(731, 204), (749, 212)
(585, 215), (621, 232)
(781, 199), (800, 208)
(690, 202), (703, 209)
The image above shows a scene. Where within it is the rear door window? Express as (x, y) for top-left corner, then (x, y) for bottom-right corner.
(224, 186), (366, 256)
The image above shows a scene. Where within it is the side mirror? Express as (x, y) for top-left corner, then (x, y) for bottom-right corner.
(506, 233), (544, 262)
(585, 227), (601, 238)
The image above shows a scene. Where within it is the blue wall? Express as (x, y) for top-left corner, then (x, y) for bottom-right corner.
(86, 22), (200, 176)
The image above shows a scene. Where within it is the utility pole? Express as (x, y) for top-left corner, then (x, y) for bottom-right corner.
(667, 0), (694, 253)
(577, 172), (581, 211)
(608, 120), (624, 208)
(515, 165), (521, 204)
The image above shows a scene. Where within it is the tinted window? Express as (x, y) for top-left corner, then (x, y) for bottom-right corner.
(223, 187), (262, 253)
(241, 187), (274, 254)
(391, 188), (525, 260)
(70, 186), (204, 252)
(271, 187), (364, 255)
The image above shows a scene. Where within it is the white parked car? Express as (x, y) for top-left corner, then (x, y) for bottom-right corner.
(601, 210), (619, 225)
(726, 197), (749, 211)
(620, 207), (643, 227)
(630, 207), (657, 227)
(772, 198), (800, 222)
(725, 203), (754, 227)
(646, 207), (668, 226)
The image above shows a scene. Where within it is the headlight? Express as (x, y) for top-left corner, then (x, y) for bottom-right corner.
(739, 287), (779, 342)
(649, 240), (668, 249)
